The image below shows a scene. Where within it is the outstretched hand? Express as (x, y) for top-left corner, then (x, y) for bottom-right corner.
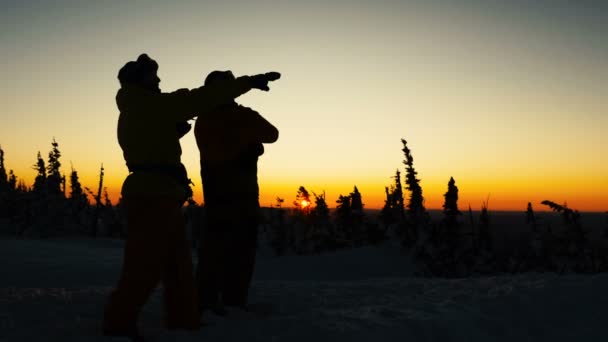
(251, 72), (281, 91)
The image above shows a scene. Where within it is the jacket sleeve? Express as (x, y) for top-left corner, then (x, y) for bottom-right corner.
(156, 76), (253, 123)
(190, 76), (253, 116)
(238, 106), (279, 143)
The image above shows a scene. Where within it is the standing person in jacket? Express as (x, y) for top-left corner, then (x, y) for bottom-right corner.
(102, 54), (280, 341)
(194, 70), (279, 317)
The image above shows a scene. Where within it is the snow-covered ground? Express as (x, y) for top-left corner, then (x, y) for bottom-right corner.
(1, 237), (608, 342)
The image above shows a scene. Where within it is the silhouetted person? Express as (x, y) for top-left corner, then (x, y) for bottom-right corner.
(103, 54), (280, 341)
(194, 70), (279, 316)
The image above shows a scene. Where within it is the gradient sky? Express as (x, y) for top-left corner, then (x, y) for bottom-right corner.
(1, 0), (606, 211)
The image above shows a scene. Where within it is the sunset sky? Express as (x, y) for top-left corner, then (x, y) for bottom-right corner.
(1, 0), (606, 211)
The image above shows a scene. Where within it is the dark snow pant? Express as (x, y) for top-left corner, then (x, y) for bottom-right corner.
(196, 211), (258, 311)
(102, 198), (199, 334)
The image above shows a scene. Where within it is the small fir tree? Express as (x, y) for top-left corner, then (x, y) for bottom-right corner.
(443, 177), (460, 216)
(294, 186), (312, 214)
(335, 194), (353, 239)
(32, 151), (47, 194)
(46, 138), (62, 195)
(69, 165), (84, 200)
(401, 139), (425, 217)
(350, 186), (364, 214)
(311, 191), (330, 222)
(8, 170), (17, 192)
(0, 146), (8, 192)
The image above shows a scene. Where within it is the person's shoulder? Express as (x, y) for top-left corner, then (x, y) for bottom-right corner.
(235, 104), (259, 115)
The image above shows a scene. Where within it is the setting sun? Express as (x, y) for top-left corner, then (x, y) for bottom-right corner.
(301, 200), (310, 208)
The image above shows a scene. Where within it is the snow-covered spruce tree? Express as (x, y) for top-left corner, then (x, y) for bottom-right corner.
(401, 139), (428, 245)
(291, 186), (312, 253)
(350, 186), (371, 245)
(46, 138), (63, 196)
(310, 191), (332, 252)
(541, 200), (586, 271)
(526, 202), (537, 232)
(540, 200), (580, 226)
(351, 186), (364, 217)
(379, 170), (406, 231)
(8, 170), (17, 192)
(69, 165), (85, 201)
(69, 164), (89, 229)
(380, 186), (393, 225)
(86, 164), (105, 237)
(335, 194), (353, 247)
(32, 151), (47, 195)
(441, 177), (462, 260)
(393, 170), (405, 219)
(0, 146), (8, 193)
(311, 191), (330, 224)
(442, 177), (461, 230)
(270, 197), (287, 256)
(293, 186), (312, 215)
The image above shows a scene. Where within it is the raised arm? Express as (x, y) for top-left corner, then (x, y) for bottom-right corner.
(157, 72), (280, 123)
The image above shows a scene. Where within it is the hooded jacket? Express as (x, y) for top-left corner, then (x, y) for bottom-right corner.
(194, 103), (278, 213)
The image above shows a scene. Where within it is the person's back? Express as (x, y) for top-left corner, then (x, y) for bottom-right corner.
(195, 103), (271, 213)
(194, 70), (278, 313)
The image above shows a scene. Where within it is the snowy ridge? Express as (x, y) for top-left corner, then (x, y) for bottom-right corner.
(1, 238), (608, 341)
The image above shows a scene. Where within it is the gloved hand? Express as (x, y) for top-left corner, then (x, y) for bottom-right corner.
(250, 72), (281, 91)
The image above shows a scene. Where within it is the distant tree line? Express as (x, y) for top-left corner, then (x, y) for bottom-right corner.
(0, 139), (122, 238)
(2, 137), (608, 277)
(259, 138), (608, 278)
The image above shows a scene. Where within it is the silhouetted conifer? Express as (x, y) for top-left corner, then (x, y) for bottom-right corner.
(393, 170), (405, 218)
(46, 138), (62, 195)
(379, 171), (405, 227)
(69, 165), (84, 200)
(335, 194), (353, 240)
(0, 146), (8, 192)
(294, 186), (311, 214)
(351, 186), (364, 214)
(32, 151), (47, 194)
(401, 139), (425, 217)
(526, 202), (537, 232)
(87, 163), (105, 237)
(310, 191), (332, 252)
(8, 170), (17, 192)
(401, 139), (428, 245)
(540, 200), (580, 225)
(440, 177), (462, 251)
(443, 177), (460, 216)
(311, 191), (330, 222)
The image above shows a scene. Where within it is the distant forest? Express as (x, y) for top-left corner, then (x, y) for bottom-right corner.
(1, 138), (607, 277)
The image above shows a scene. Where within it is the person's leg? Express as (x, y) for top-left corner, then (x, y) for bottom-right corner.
(223, 219), (258, 308)
(162, 200), (200, 330)
(102, 198), (168, 335)
(195, 211), (224, 313)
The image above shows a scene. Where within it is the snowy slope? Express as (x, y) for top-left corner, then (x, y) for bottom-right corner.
(1, 238), (607, 342)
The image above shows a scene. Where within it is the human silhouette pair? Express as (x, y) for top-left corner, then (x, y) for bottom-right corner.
(103, 54), (279, 341)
